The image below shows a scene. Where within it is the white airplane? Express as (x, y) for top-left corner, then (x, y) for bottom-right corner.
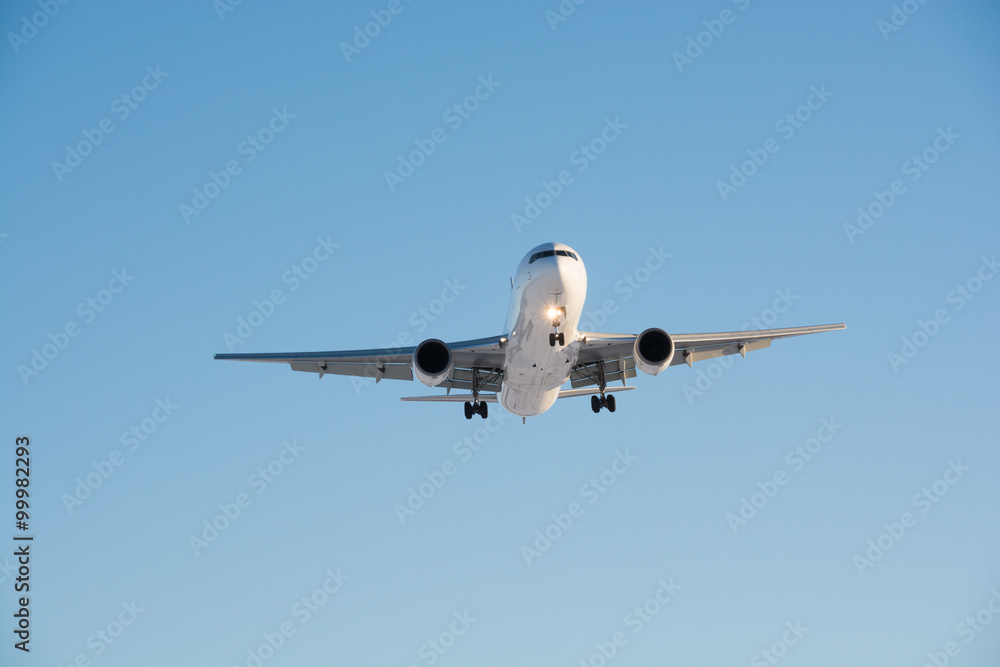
(216, 242), (844, 419)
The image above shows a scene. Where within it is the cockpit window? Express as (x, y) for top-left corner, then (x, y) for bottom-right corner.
(529, 249), (577, 263)
(528, 250), (556, 263)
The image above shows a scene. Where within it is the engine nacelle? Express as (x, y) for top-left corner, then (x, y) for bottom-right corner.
(634, 328), (675, 376)
(412, 338), (454, 387)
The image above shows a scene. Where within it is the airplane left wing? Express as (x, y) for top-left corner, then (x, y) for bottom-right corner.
(571, 323), (845, 389)
(214, 335), (507, 389)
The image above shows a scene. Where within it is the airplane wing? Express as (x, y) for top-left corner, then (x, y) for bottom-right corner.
(214, 335), (507, 392)
(570, 323), (845, 389)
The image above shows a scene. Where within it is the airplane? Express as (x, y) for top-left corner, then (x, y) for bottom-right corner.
(215, 242), (845, 420)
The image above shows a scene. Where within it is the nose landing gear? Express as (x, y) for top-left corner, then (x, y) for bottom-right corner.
(548, 307), (566, 347)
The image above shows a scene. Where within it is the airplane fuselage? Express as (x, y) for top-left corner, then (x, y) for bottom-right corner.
(500, 243), (587, 417)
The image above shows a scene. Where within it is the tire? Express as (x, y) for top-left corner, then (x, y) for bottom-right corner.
(606, 394), (616, 412)
(464, 402), (473, 419)
(480, 402), (488, 418)
(591, 395), (601, 413)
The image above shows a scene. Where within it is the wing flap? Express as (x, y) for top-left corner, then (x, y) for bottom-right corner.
(671, 339), (771, 366)
(445, 367), (503, 393)
(570, 356), (636, 389)
(289, 361), (413, 381)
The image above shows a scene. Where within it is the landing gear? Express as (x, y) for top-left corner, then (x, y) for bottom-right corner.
(464, 401), (488, 419)
(548, 307), (566, 347)
(586, 360), (617, 413)
(463, 368), (492, 419)
(591, 393), (616, 413)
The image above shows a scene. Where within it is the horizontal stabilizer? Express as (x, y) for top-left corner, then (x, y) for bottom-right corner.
(558, 386), (636, 399)
(400, 394), (499, 403)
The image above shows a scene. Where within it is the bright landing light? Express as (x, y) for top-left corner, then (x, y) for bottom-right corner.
(547, 308), (560, 320)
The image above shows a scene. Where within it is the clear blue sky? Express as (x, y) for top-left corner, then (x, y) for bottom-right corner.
(2, 1), (999, 666)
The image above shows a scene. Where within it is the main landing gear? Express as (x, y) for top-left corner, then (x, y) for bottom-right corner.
(463, 367), (494, 419)
(591, 394), (616, 413)
(583, 360), (618, 414)
(464, 401), (488, 419)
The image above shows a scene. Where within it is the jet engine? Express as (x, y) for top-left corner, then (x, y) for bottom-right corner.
(412, 339), (454, 387)
(634, 328), (675, 375)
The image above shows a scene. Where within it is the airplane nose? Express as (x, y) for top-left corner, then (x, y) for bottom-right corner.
(542, 258), (568, 286)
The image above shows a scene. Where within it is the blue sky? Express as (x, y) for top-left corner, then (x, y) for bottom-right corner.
(2, 1), (999, 665)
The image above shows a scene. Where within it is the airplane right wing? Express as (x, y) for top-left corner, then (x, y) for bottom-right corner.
(214, 335), (507, 392)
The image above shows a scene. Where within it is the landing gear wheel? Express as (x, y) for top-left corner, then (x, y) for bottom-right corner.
(479, 402), (488, 419)
(464, 402), (473, 420)
(606, 394), (616, 412)
(591, 395), (601, 413)
(557, 332), (565, 345)
(549, 333), (556, 347)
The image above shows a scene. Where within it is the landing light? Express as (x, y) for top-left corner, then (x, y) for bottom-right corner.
(547, 308), (560, 320)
